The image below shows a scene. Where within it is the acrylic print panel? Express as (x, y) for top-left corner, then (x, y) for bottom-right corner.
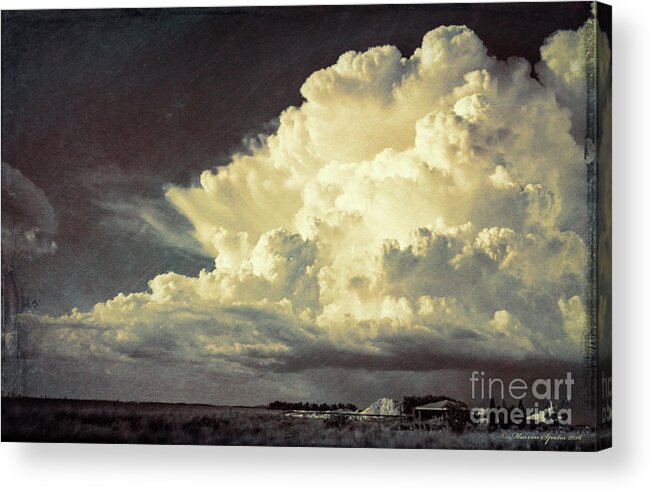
(1, 2), (612, 450)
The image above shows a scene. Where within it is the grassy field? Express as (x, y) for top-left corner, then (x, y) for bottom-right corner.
(1, 397), (597, 450)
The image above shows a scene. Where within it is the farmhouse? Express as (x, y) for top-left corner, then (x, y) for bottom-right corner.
(413, 399), (457, 421)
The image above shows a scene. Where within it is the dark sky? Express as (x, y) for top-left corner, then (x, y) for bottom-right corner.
(2, 3), (592, 316)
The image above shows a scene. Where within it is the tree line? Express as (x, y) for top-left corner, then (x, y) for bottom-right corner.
(267, 400), (358, 411)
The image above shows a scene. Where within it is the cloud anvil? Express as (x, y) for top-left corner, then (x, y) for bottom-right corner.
(1, 1), (612, 451)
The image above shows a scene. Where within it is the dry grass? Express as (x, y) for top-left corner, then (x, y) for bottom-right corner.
(1, 397), (596, 450)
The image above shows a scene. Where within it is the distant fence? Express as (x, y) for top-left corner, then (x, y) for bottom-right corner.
(284, 410), (403, 420)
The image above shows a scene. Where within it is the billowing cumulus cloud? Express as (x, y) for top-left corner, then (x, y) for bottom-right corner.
(14, 21), (605, 396)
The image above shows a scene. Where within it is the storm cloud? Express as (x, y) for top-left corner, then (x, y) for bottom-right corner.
(9, 18), (609, 404)
(2, 162), (58, 263)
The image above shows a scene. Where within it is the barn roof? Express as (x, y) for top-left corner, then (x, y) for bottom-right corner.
(414, 400), (456, 411)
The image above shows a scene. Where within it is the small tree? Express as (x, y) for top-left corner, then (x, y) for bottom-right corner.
(488, 397), (498, 432)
